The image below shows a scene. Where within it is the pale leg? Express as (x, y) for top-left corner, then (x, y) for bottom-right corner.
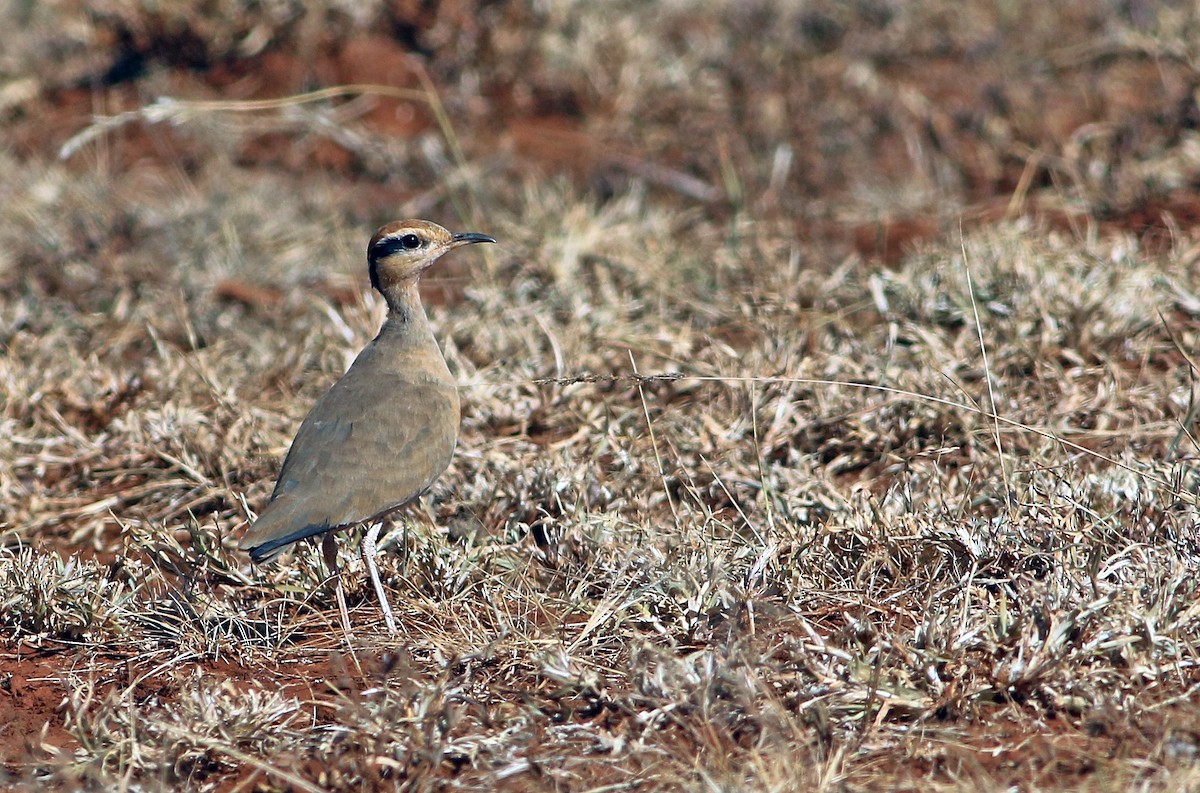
(361, 521), (398, 636)
(321, 531), (354, 638)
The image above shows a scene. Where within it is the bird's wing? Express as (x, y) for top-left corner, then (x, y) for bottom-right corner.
(239, 368), (459, 561)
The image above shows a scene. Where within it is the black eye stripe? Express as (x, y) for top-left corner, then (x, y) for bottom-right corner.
(369, 233), (425, 260)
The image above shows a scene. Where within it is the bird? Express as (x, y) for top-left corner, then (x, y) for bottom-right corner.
(239, 219), (495, 636)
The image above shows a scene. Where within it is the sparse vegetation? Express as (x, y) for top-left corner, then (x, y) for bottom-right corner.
(4, 1), (1200, 790)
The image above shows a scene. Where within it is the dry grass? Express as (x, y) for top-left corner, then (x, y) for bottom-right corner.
(5, 1), (1200, 791)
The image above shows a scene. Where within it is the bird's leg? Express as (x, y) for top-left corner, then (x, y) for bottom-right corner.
(361, 521), (398, 636)
(321, 531), (354, 639)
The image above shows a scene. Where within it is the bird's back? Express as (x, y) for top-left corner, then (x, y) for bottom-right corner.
(239, 316), (460, 562)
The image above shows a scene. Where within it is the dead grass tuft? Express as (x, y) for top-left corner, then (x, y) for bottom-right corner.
(0, 547), (134, 640)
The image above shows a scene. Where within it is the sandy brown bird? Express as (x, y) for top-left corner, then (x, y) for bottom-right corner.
(240, 219), (495, 636)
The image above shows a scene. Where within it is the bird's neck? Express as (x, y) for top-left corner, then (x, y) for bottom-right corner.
(374, 280), (452, 382)
(381, 281), (425, 325)
(378, 280), (439, 350)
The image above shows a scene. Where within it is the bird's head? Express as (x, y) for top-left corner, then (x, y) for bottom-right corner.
(367, 219), (495, 294)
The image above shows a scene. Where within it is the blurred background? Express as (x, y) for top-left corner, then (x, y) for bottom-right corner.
(7, 1), (1199, 264)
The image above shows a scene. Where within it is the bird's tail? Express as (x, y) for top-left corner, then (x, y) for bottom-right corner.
(238, 498), (332, 563)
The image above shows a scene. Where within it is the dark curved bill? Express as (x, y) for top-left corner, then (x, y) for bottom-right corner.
(452, 232), (497, 245)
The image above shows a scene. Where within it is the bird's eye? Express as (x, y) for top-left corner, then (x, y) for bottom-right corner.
(399, 234), (422, 249)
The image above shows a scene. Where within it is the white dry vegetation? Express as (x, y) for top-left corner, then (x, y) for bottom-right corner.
(5, 146), (1200, 790)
